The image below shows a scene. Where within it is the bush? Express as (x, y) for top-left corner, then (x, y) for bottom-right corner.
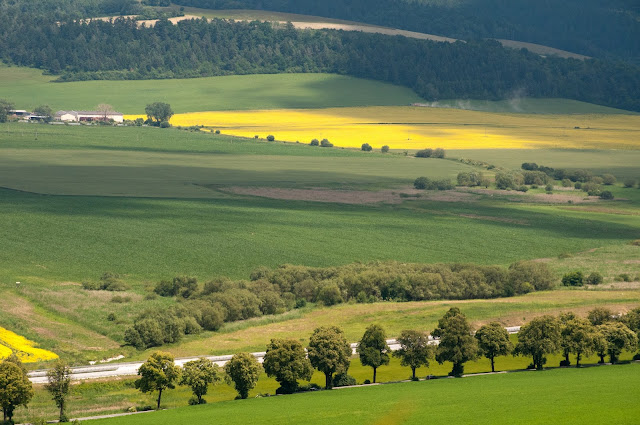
(363, 379), (371, 384)
(516, 185), (529, 192)
(111, 295), (131, 303)
(381, 145), (389, 153)
(159, 121), (171, 128)
(361, 143), (372, 151)
(320, 138), (333, 147)
(107, 313), (117, 321)
(414, 177), (429, 189)
(310, 139), (319, 146)
(433, 148), (446, 158)
(523, 171), (550, 185)
(267, 135), (275, 141)
(562, 178), (573, 187)
(586, 272), (604, 285)
(623, 178), (636, 188)
(457, 171), (484, 187)
(601, 174), (617, 185)
(574, 181), (582, 189)
(415, 148), (432, 158)
(615, 273), (632, 282)
(562, 271), (584, 287)
(600, 190), (614, 200)
(495, 172), (524, 190)
(545, 184), (553, 193)
(333, 373), (356, 387)
(521, 163), (538, 171)
(591, 176), (604, 185)
(215, 130), (220, 134)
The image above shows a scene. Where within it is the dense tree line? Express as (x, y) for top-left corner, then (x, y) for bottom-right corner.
(174, 0), (640, 64)
(123, 260), (554, 349)
(1, 14), (639, 111)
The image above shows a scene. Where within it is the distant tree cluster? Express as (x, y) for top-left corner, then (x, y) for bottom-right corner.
(173, 0), (640, 64)
(123, 260), (555, 349)
(413, 177), (454, 191)
(1, 11), (639, 111)
(415, 148), (445, 158)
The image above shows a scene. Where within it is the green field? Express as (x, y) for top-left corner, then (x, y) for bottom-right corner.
(14, 353), (640, 422)
(0, 64), (421, 113)
(1, 122), (639, 364)
(76, 364), (640, 425)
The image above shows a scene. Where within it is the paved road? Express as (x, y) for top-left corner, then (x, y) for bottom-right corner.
(29, 327), (520, 384)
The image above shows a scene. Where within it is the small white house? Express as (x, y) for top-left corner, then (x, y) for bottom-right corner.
(55, 110), (124, 123)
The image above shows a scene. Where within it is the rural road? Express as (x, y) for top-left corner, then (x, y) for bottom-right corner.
(28, 327), (520, 384)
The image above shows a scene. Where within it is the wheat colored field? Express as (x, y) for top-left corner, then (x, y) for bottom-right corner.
(132, 107), (640, 150)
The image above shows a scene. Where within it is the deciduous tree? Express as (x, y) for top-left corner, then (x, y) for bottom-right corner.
(44, 360), (71, 422)
(135, 352), (180, 409)
(514, 315), (561, 370)
(599, 322), (638, 364)
(307, 326), (352, 389)
(263, 339), (313, 394)
(145, 102), (174, 125)
(432, 307), (478, 376)
(0, 99), (14, 122)
(224, 352), (260, 399)
(561, 318), (596, 367)
(357, 324), (390, 383)
(393, 330), (433, 379)
(0, 355), (33, 423)
(180, 358), (221, 405)
(587, 307), (614, 326)
(475, 322), (512, 372)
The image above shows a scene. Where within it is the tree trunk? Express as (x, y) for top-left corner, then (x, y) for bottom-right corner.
(411, 367), (416, 380)
(599, 353), (605, 363)
(60, 401), (64, 422)
(564, 351), (570, 364)
(325, 372), (332, 389)
(4, 408), (7, 422)
(491, 357), (495, 373)
(576, 352), (581, 367)
(157, 389), (163, 410)
(373, 367), (377, 383)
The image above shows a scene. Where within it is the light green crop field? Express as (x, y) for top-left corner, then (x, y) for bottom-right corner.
(76, 364), (640, 425)
(0, 64), (422, 113)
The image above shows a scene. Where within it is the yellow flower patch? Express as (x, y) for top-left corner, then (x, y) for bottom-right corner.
(126, 106), (640, 150)
(0, 326), (58, 363)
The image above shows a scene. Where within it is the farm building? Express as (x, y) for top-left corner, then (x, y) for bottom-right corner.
(55, 110), (124, 123)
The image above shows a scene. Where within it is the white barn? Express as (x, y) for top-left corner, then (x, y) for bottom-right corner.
(55, 110), (124, 123)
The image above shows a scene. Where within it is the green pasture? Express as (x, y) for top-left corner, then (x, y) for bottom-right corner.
(449, 149), (640, 180)
(0, 64), (421, 113)
(431, 98), (637, 114)
(30, 363), (639, 425)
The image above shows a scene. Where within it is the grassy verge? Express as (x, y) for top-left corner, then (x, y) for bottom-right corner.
(17, 360), (640, 423)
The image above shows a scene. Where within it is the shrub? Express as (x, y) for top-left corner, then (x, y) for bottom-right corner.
(574, 181), (582, 189)
(267, 135), (275, 141)
(361, 143), (372, 152)
(107, 313), (117, 321)
(521, 163), (538, 171)
(495, 172), (524, 190)
(586, 272), (604, 285)
(159, 121), (171, 128)
(523, 171), (550, 185)
(415, 148), (433, 158)
(111, 295), (131, 303)
(381, 145), (389, 153)
(623, 178), (636, 188)
(414, 177), (429, 190)
(615, 273), (632, 282)
(254, 135), (259, 139)
(601, 174), (617, 185)
(457, 171), (484, 187)
(310, 139), (319, 146)
(333, 373), (356, 387)
(600, 190), (614, 200)
(516, 185), (528, 192)
(562, 178), (573, 187)
(562, 271), (584, 287)
(545, 184), (553, 193)
(320, 139), (333, 147)
(591, 176), (604, 185)
(215, 130), (220, 134)
(433, 148), (446, 158)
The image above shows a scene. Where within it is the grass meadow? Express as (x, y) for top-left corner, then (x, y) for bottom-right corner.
(16, 362), (640, 423)
(0, 64), (421, 113)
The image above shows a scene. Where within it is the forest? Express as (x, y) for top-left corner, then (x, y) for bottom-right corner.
(1, 12), (639, 111)
(175, 0), (640, 64)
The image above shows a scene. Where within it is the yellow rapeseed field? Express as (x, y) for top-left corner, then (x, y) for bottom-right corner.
(126, 106), (640, 150)
(0, 326), (58, 363)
